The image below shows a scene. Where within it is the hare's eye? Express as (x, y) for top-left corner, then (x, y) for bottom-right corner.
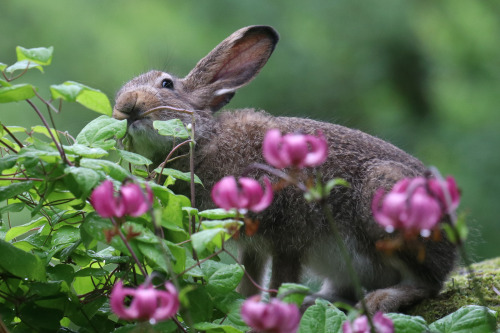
(161, 79), (174, 89)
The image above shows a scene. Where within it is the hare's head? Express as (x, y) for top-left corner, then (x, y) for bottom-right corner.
(113, 26), (279, 165)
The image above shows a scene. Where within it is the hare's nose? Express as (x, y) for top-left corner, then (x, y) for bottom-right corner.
(113, 91), (141, 120)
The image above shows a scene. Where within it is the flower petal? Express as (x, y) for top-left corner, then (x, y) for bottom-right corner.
(282, 133), (309, 167)
(110, 281), (138, 321)
(121, 183), (152, 217)
(303, 132), (328, 167)
(263, 129), (288, 169)
(211, 176), (248, 210)
(151, 283), (180, 321)
(90, 180), (123, 218)
(248, 177), (274, 213)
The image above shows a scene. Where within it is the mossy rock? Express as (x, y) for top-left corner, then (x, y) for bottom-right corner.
(408, 257), (500, 327)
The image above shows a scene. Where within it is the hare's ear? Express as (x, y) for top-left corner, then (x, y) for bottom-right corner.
(182, 26), (279, 111)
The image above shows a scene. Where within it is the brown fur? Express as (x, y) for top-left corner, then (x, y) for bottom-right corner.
(112, 26), (456, 313)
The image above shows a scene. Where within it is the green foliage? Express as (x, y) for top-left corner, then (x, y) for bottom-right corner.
(429, 305), (497, 333)
(154, 119), (191, 140)
(298, 299), (346, 333)
(1, 45), (497, 332)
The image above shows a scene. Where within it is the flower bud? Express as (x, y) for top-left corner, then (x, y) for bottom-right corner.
(241, 296), (300, 333)
(211, 176), (273, 213)
(120, 183), (154, 217)
(372, 175), (460, 234)
(342, 312), (394, 333)
(90, 180), (126, 218)
(263, 129), (328, 169)
(110, 281), (179, 322)
(90, 180), (153, 218)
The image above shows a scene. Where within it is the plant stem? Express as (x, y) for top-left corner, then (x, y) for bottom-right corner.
(0, 138), (18, 153)
(110, 217), (148, 277)
(321, 200), (376, 333)
(26, 98), (72, 166)
(222, 245), (279, 294)
(1, 124), (24, 148)
(155, 139), (193, 184)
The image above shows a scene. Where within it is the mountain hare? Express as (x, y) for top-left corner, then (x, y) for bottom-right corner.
(113, 25), (456, 313)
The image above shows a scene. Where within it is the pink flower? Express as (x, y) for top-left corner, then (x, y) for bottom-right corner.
(90, 180), (126, 218)
(428, 176), (460, 213)
(241, 296), (301, 333)
(90, 180), (153, 218)
(372, 178), (442, 233)
(110, 280), (179, 322)
(372, 176), (461, 234)
(263, 129), (328, 169)
(342, 312), (394, 333)
(120, 182), (154, 217)
(211, 176), (273, 213)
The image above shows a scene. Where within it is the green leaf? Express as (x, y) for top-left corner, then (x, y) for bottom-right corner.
(199, 208), (237, 220)
(0, 239), (46, 281)
(191, 228), (228, 253)
(117, 149), (153, 165)
(86, 247), (130, 264)
(63, 143), (108, 158)
(155, 167), (203, 186)
(0, 62), (6, 71)
(203, 262), (244, 294)
(31, 125), (61, 142)
(153, 119), (190, 139)
(16, 46), (53, 65)
(5, 59), (43, 74)
(74, 267), (108, 278)
(51, 225), (80, 246)
(81, 212), (110, 248)
(0, 83), (36, 103)
(138, 242), (170, 273)
(76, 115), (126, 148)
(298, 299), (346, 333)
(50, 82), (82, 101)
(5, 217), (47, 242)
(385, 313), (429, 333)
(193, 322), (243, 333)
(51, 81), (112, 115)
(0, 155), (18, 172)
(277, 283), (310, 307)
(429, 305), (497, 333)
(0, 202), (24, 215)
(182, 286), (213, 323)
(47, 264), (75, 286)
(80, 158), (130, 181)
(64, 166), (102, 198)
(19, 301), (63, 331)
(201, 219), (243, 229)
(0, 181), (34, 201)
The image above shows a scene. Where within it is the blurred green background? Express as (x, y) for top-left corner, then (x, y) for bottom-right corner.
(1, 1), (499, 261)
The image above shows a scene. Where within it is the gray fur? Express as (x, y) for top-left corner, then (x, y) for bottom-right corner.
(113, 26), (456, 313)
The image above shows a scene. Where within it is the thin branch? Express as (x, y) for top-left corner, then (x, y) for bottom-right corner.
(172, 317), (188, 333)
(154, 139), (193, 184)
(142, 105), (194, 118)
(110, 217), (148, 277)
(26, 98), (72, 166)
(1, 61), (31, 82)
(175, 249), (224, 278)
(34, 90), (60, 114)
(222, 245), (278, 295)
(0, 139), (18, 153)
(0, 177), (43, 181)
(2, 124), (24, 148)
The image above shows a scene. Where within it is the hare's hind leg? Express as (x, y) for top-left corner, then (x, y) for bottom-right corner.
(362, 284), (436, 313)
(237, 243), (268, 297)
(269, 251), (303, 293)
